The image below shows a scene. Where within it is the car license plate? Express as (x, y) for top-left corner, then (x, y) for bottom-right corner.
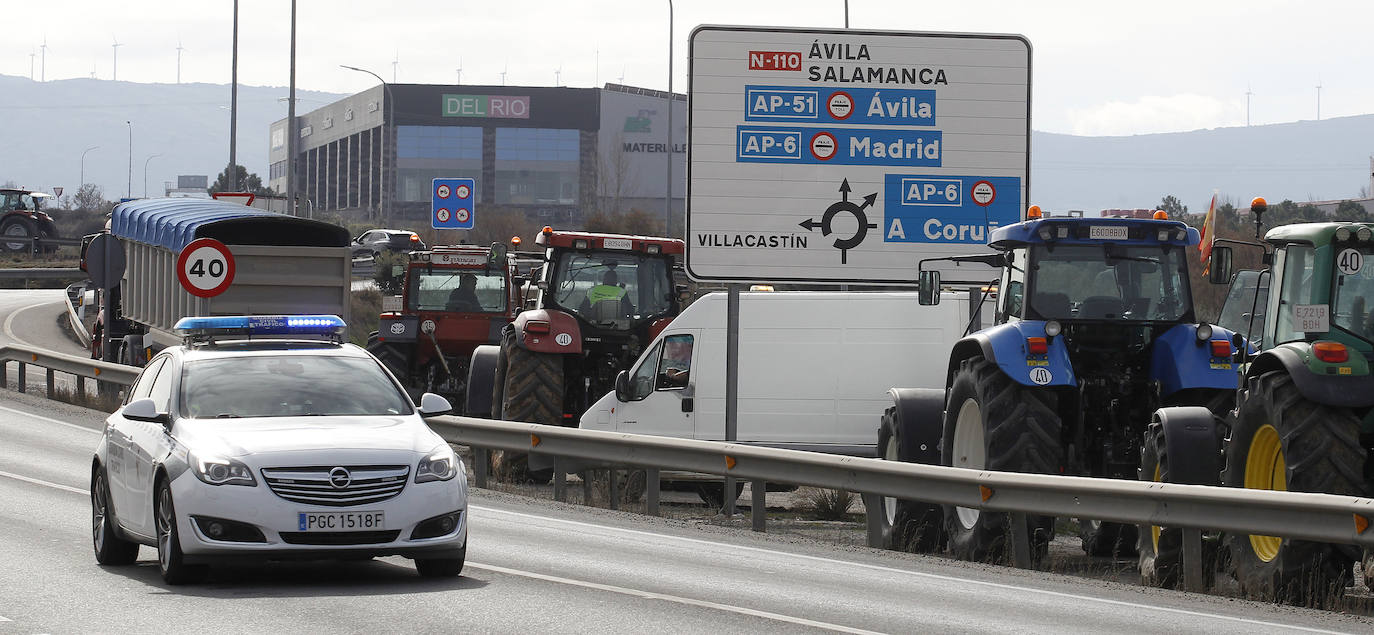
(298, 510), (385, 531)
(1089, 225), (1129, 240)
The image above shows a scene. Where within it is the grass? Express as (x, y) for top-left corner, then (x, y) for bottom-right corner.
(797, 487), (856, 521)
(50, 382), (124, 413)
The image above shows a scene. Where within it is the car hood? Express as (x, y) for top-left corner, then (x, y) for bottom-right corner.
(177, 416), (437, 458)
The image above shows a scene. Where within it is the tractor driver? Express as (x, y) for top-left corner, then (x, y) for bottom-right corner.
(447, 273), (481, 311)
(580, 269), (634, 317)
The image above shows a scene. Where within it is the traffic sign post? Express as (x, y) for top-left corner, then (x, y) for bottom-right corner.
(176, 238), (236, 298)
(432, 177), (476, 230)
(687, 26), (1031, 284)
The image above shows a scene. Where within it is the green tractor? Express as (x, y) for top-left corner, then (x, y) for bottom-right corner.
(1201, 197), (1374, 605)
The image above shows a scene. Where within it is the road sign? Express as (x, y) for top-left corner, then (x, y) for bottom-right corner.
(432, 177), (475, 230)
(687, 26), (1031, 284)
(176, 238), (236, 298)
(52, 186), (63, 197)
(84, 233), (125, 290)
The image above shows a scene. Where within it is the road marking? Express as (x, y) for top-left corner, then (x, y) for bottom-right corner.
(467, 561), (880, 634)
(0, 614), (10, 621)
(0, 403), (102, 435)
(473, 505), (1350, 634)
(1, 298), (55, 347)
(0, 469), (86, 495)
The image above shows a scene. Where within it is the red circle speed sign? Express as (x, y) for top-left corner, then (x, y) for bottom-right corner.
(176, 238), (236, 298)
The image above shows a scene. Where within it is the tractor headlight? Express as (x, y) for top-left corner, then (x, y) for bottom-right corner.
(1037, 226), (1053, 241)
(1044, 320), (1062, 337)
(1336, 227), (1353, 242)
(1359, 227), (1373, 242)
(1196, 322), (1213, 341)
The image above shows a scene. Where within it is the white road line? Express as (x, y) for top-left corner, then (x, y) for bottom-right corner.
(467, 562), (881, 634)
(0, 614), (10, 621)
(1, 298), (52, 347)
(472, 505), (1353, 635)
(0, 469), (86, 495)
(0, 403), (102, 435)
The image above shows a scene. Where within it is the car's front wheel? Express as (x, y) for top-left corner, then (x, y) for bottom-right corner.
(415, 547), (466, 578)
(155, 479), (205, 585)
(91, 467), (139, 565)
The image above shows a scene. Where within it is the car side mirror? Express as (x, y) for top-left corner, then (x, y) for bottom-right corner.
(918, 270), (941, 306)
(614, 370), (630, 402)
(123, 397), (169, 425)
(1208, 246), (1232, 284)
(417, 393), (453, 418)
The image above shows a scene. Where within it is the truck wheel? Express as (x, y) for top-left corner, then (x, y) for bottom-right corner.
(942, 358), (1061, 564)
(495, 337), (562, 485)
(0, 216), (36, 252)
(1224, 371), (1365, 606)
(878, 405), (943, 553)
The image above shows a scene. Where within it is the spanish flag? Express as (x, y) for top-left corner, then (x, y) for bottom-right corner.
(1199, 192), (1217, 274)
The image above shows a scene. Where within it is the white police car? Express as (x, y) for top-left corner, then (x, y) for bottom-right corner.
(89, 315), (467, 584)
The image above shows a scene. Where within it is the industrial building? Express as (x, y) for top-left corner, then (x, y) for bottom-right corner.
(268, 83), (686, 229)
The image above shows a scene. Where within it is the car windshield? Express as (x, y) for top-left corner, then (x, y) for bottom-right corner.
(408, 269), (507, 313)
(550, 251), (672, 323)
(1333, 245), (1374, 343)
(1028, 243), (1191, 321)
(180, 355), (412, 418)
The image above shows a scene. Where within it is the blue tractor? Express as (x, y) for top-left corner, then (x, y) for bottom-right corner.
(879, 209), (1240, 583)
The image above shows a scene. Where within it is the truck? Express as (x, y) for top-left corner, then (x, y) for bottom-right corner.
(1167, 198), (1374, 605)
(467, 227), (686, 482)
(0, 188), (59, 253)
(87, 197), (352, 364)
(880, 209), (1240, 578)
(580, 290), (981, 504)
(367, 243), (518, 411)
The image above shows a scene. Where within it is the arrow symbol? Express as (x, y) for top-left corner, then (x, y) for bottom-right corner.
(838, 178), (852, 202)
(861, 192), (877, 209)
(798, 218), (820, 232)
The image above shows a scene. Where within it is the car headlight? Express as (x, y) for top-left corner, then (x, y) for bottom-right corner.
(416, 444), (459, 483)
(190, 452), (256, 487)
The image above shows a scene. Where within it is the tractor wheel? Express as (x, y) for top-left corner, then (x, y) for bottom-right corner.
(1224, 371), (1366, 606)
(493, 337), (563, 485)
(1137, 419), (1182, 586)
(0, 216), (36, 252)
(1079, 519), (1137, 558)
(942, 358), (1061, 564)
(878, 405), (944, 553)
(490, 330), (513, 421)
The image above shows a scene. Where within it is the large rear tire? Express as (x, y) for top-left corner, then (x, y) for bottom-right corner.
(0, 216), (36, 252)
(942, 358), (1061, 564)
(878, 406), (944, 553)
(494, 336), (563, 485)
(1137, 419), (1182, 586)
(1224, 371), (1365, 606)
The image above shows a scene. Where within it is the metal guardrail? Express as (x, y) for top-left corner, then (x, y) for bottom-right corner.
(0, 268), (86, 280)
(0, 343), (137, 402)
(429, 414), (1374, 591)
(64, 283), (92, 348)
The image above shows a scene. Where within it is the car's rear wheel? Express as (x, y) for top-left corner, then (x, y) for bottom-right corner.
(91, 467), (139, 565)
(155, 479), (205, 585)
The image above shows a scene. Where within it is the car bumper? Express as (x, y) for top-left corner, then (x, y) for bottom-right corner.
(169, 469), (467, 562)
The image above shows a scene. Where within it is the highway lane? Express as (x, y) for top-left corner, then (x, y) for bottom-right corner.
(2, 393), (1370, 634)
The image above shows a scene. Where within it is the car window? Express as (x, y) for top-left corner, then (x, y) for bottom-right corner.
(655, 334), (693, 390)
(127, 357), (168, 403)
(626, 342), (662, 401)
(179, 354), (412, 418)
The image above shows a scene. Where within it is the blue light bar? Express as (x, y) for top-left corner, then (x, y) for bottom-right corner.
(173, 315), (347, 339)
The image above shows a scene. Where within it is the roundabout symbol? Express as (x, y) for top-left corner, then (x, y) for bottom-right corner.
(798, 178), (877, 264)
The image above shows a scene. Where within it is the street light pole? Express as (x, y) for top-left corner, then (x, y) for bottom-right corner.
(665, 0), (673, 236)
(80, 146), (99, 188)
(143, 154), (163, 198)
(126, 121), (133, 199)
(341, 64), (393, 224)
(229, 0), (240, 191)
(286, 0), (297, 215)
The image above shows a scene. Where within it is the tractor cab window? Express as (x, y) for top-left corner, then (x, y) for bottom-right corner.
(1217, 269), (1269, 348)
(2, 192), (37, 211)
(407, 269), (508, 313)
(1272, 245), (1315, 345)
(551, 251), (673, 324)
(999, 248), (1027, 320)
(1333, 245), (1374, 341)
(1028, 244), (1191, 322)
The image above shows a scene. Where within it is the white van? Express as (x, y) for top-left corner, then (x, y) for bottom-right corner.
(579, 291), (979, 456)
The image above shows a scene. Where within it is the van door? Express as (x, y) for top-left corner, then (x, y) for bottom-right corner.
(617, 332), (696, 438)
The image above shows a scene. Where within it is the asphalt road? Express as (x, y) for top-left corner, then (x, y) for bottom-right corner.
(0, 289), (1371, 633)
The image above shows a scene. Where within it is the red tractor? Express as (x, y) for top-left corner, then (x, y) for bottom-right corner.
(368, 242), (519, 412)
(468, 228), (686, 479)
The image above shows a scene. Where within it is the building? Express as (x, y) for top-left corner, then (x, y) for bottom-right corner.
(269, 83), (686, 230)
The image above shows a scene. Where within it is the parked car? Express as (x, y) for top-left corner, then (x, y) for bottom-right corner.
(352, 229), (426, 258)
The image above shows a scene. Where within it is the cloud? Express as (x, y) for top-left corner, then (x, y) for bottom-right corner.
(1065, 94), (1241, 136)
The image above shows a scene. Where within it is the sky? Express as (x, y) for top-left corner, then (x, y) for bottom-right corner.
(2, 0), (1370, 136)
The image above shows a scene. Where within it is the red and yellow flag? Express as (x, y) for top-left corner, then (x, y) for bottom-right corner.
(1199, 192), (1217, 273)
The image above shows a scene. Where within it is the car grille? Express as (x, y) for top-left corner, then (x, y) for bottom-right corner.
(279, 530), (401, 545)
(261, 465), (409, 507)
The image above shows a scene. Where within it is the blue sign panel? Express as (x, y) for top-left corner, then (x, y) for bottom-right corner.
(736, 126), (943, 167)
(432, 177), (475, 230)
(882, 175), (1021, 244)
(745, 85), (936, 126)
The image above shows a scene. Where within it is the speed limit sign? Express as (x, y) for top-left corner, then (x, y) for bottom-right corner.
(176, 238), (236, 298)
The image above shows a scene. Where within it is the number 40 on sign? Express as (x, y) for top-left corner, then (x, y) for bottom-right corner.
(177, 238), (237, 298)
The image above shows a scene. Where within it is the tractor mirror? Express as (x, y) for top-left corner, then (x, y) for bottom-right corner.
(1208, 246), (1232, 284)
(488, 242), (508, 269)
(918, 270), (941, 305)
(614, 370), (630, 402)
(675, 283), (690, 303)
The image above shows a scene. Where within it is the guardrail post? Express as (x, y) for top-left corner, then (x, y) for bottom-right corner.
(862, 493), (885, 548)
(45, 368), (55, 399)
(17, 362), (26, 393)
(582, 470), (593, 505)
(1008, 512), (1033, 569)
(645, 467), (660, 517)
(608, 469), (619, 511)
(1182, 527), (1205, 592)
(471, 447), (488, 489)
(553, 460), (567, 503)
(724, 476), (737, 516)
(76, 374), (86, 400)
(0, 359), (7, 387)
(751, 480), (766, 532)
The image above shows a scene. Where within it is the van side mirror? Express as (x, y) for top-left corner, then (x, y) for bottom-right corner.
(918, 270), (941, 305)
(614, 370), (630, 402)
(1208, 246), (1232, 284)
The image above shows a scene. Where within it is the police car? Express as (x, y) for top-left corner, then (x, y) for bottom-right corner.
(89, 315), (468, 584)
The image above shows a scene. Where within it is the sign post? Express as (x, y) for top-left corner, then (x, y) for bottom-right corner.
(432, 177), (476, 230)
(687, 25), (1031, 285)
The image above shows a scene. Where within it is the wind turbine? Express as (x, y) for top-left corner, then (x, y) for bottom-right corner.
(554, 65), (562, 86)
(500, 61), (507, 86)
(112, 36), (123, 81)
(392, 50), (398, 83)
(29, 50), (35, 80)
(1316, 77), (1322, 121)
(177, 40), (186, 84)
(455, 57), (462, 84)
(39, 37), (49, 82)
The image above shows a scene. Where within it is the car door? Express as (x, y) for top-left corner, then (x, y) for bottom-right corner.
(107, 356), (165, 528)
(617, 333), (696, 438)
(123, 355), (177, 536)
